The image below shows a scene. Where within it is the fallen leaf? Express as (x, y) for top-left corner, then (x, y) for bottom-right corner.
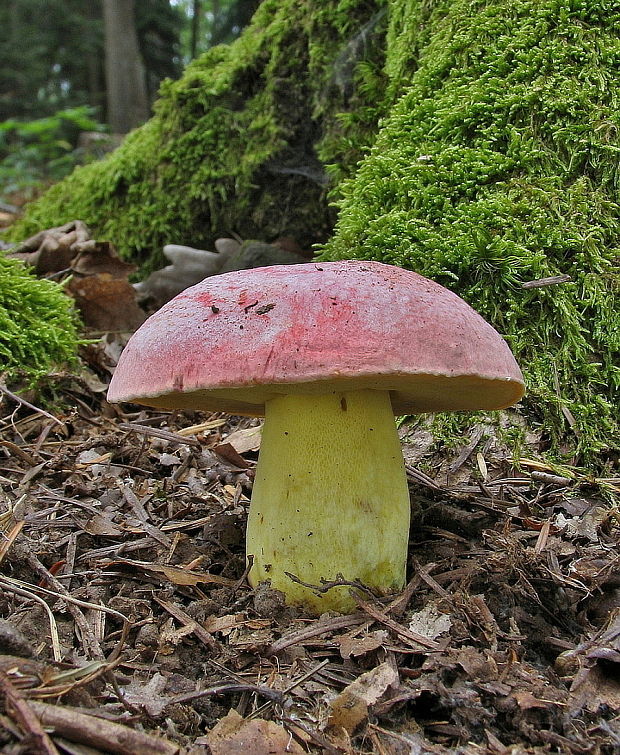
(327, 662), (399, 734)
(511, 690), (554, 710)
(120, 673), (172, 717)
(203, 709), (304, 754)
(100, 558), (236, 587)
(204, 614), (246, 635)
(556, 506), (610, 542)
(71, 242), (136, 278)
(82, 513), (124, 537)
(338, 630), (387, 659)
(213, 443), (253, 469)
(224, 425), (262, 454)
(408, 602), (452, 640)
(569, 664), (620, 714)
(67, 274), (146, 332)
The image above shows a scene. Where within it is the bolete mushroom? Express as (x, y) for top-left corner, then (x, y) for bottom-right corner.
(108, 261), (524, 613)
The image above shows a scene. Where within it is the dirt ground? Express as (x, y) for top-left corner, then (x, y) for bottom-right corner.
(0, 349), (618, 755)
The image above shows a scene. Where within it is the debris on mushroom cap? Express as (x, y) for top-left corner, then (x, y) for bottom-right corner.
(107, 260), (525, 415)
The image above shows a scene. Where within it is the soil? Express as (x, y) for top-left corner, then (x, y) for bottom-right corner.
(0, 362), (618, 754)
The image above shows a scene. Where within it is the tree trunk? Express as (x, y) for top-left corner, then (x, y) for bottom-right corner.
(102, 0), (149, 133)
(190, 0), (201, 59)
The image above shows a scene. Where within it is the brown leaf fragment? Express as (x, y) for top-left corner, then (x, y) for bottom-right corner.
(204, 709), (304, 754)
(213, 443), (253, 469)
(511, 689), (555, 710)
(327, 662), (399, 735)
(100, 558), (236, 586)
(67, 274), (146, 332)
(338, 630), (387, 659)
(203, 614), (246, 635)
(82, 513), (124, 537)
(268, 613), (367, 655)
(224, 425), (262, 454)
(71, 242), (136, 278)
(569, 664), (620, 714)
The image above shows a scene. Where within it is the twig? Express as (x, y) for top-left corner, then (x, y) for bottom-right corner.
(168, 682), (284, 706)
(0, 439), (38, 466)
(405, 464), (441, 490)
(284, 571), (378, 599)
(118, 422), (201, 447)
(355, 598), (440, 650)
(0, 671), (59, 755)
(448, 426), (486, 475)
(280, 715), (342, 755)
(0, 520), (25, 566)
(0, 384), (65, 428)
(521, 274), (572, 289)
(29, 701), (180, 755)
(154, 597), (219, 652)
(415, 563), (452, 599)
(268, 614), (368, 654)
(0, 571), (131, 662)
(0, 577), (62, 662)
(122, 485), (173, 548)
(248, 658), (331, 720)
(385, 574), (423, 617)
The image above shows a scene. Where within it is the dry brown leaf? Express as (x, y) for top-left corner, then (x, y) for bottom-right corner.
(327, 661), (399, 734)
(338, 630), (387, 659)
(82, 513), (124, 537)
(511, 690), (554, 710)
(204, 709), (304, 754)
(71, 242), (136, 278)
(102, 558), (236, 587)
(569, 665), (620, 714)
(203, 614), (246, 635)
(212, 443), (253, 469)
(67, 274), (146, 332)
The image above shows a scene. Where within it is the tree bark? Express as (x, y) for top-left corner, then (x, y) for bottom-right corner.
(102, 0), (149, 133)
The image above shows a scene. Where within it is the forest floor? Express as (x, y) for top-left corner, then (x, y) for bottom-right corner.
(0, 343), (619, 754)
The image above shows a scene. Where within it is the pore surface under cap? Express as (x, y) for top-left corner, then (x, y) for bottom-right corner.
(107, 260), (524, 415)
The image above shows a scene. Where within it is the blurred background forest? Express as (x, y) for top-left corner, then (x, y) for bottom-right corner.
(0, 0), (259, 203)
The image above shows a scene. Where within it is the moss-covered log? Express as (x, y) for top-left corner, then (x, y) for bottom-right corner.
(7, 0), (619, 459)
(8, 0), (387, 270)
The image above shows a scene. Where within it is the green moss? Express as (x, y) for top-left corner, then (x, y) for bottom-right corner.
(321, 0), (620, 462)
(7, 0), (619, 461)
(0, 253), (79, 382)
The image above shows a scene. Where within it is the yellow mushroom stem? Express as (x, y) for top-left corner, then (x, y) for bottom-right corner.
(246, 389), (411, 614)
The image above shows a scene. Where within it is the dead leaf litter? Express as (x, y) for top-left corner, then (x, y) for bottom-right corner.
(0, 362), (618, 754)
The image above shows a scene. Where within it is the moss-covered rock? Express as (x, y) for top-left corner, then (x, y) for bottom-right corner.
(0, 253), (78, 382)
(321, 0), (620, 460)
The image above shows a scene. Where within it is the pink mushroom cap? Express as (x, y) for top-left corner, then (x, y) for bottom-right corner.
(107, 260), (525, 415)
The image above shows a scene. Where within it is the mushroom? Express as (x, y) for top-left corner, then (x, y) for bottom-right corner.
(108, 260), (524, 613)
